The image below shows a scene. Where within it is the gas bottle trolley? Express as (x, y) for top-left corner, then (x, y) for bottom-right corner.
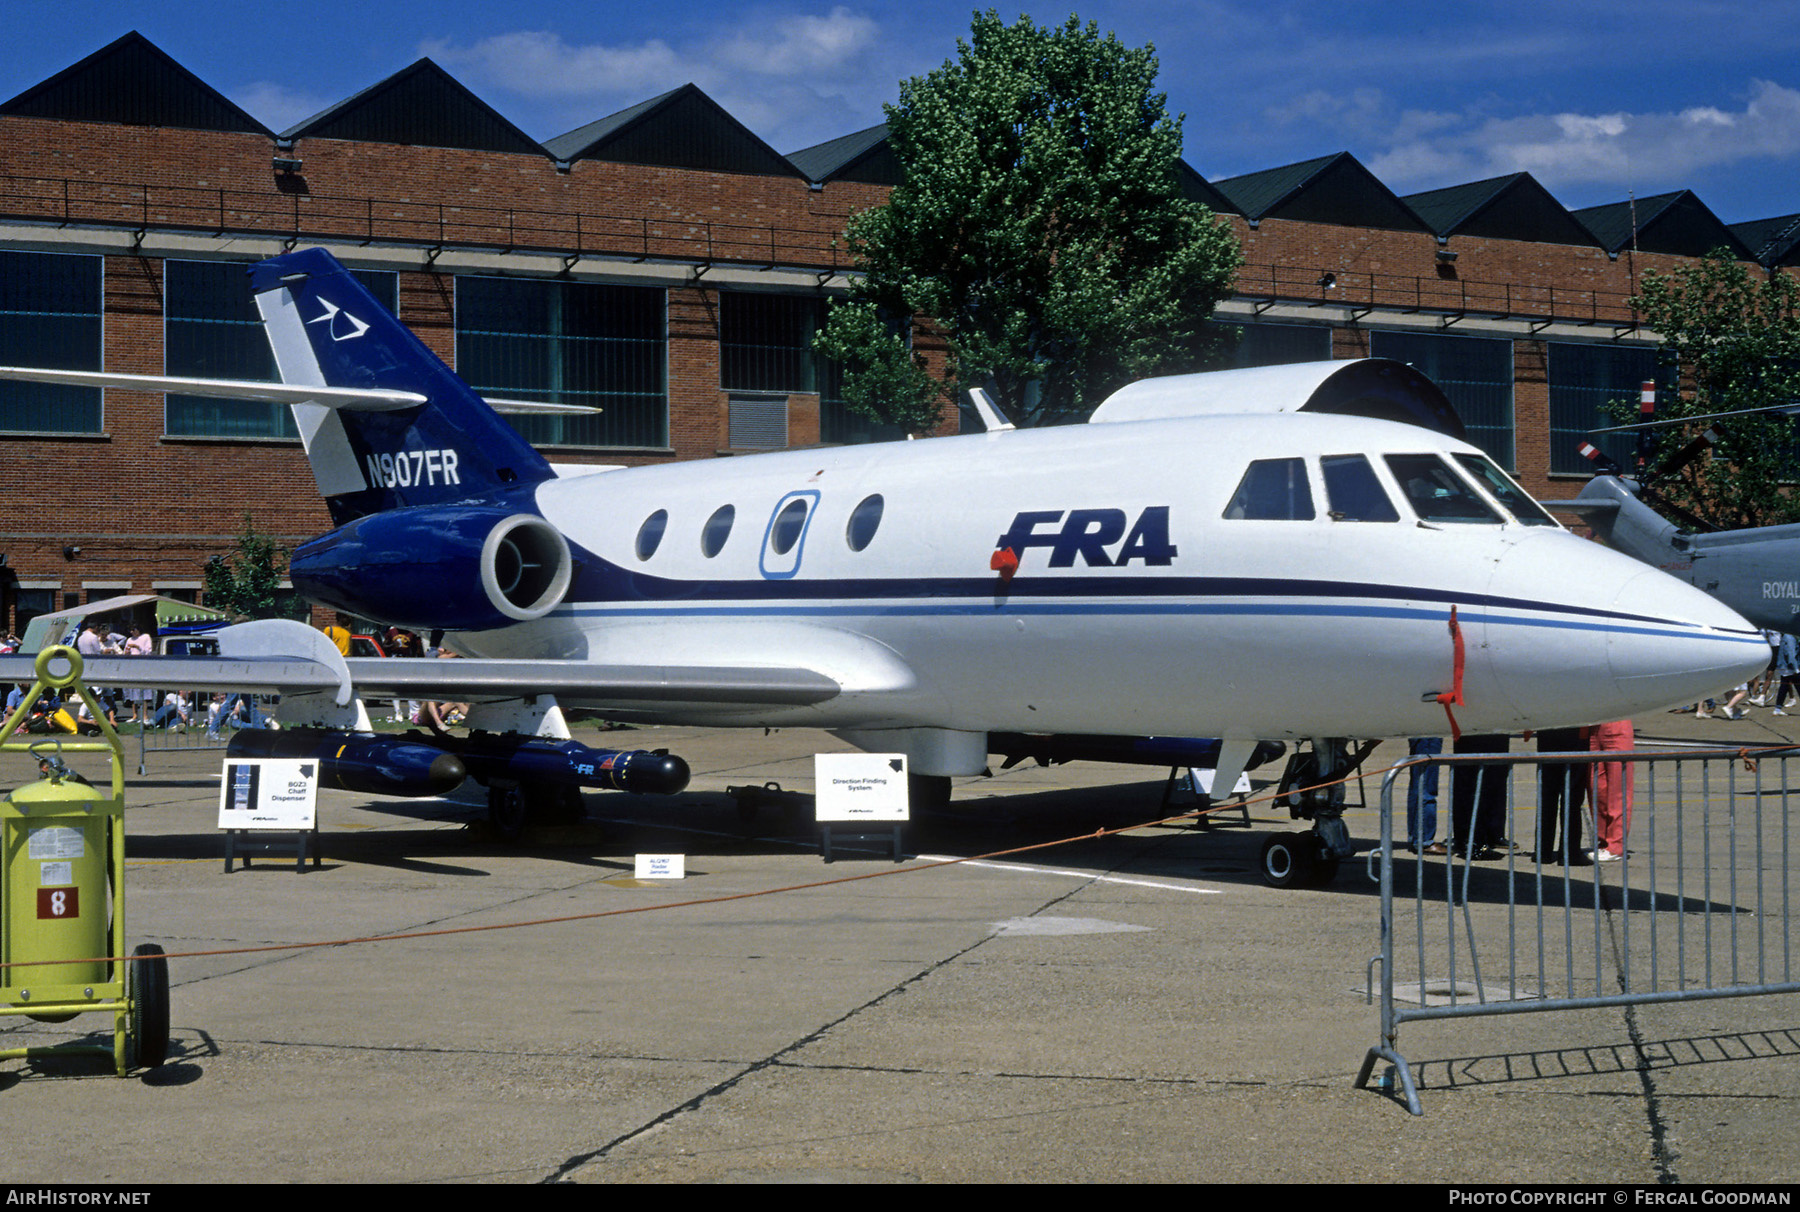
(1, 645), (169, 1075)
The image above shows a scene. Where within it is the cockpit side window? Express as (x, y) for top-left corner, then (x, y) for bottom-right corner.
(1453, 454), (1559, 527)
(1224, 458), (1315, 520)
(1321, 455), (1400, 522)
(1384, 455), (1503, 524)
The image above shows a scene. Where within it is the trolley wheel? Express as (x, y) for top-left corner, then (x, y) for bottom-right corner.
(129, 943), (170, 1070)
(1259, 831), (1316, 889)
(487, 783), (528, 842)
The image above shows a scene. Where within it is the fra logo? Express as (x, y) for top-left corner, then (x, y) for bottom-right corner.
(996, 507), (1177, 568)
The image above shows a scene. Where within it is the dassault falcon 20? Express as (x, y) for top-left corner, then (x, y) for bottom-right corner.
(0, 248), (1767, 883)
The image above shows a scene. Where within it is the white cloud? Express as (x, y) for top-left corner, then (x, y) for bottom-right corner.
(422, 31), (683, 100)
(233, 82), (339, 132)
(423, 7), (901, 149)
(1365, 79), (1800, 200)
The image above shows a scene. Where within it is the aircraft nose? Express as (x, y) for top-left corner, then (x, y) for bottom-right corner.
(1606, 567), (1770, 711)
(1481, 534), (1770, 728)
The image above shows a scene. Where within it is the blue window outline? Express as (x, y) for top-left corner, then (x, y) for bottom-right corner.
(758, 490), (820, 579)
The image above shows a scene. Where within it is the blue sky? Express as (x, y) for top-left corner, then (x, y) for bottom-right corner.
(5, 1), (1799, 222)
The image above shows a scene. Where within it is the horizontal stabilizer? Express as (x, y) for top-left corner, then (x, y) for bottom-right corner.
(0, 366), (425, 410)
(1541, 498), (1621, 518)
(484, 398), (596, 416)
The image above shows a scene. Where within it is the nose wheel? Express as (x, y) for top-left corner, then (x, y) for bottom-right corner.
(1259, 737), (1370, 887)
(1258, 831), (1340, 888)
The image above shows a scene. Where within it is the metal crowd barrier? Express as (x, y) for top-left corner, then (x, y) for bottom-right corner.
(134, 692), (278, 775)
(1356, 743), (1800, 1115)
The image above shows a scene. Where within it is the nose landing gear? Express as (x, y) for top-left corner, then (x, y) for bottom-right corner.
(1259, 738), (1374, 888)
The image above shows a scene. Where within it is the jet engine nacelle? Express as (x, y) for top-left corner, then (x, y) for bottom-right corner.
(291, 505), (572, 631)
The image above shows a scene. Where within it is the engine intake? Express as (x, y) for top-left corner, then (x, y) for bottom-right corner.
(292, 505), (572, 631)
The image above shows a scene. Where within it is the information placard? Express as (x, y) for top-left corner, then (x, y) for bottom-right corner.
(218, 758), (319, 830)
(634, 854), (686, 880)
(814, 753), (909, 822)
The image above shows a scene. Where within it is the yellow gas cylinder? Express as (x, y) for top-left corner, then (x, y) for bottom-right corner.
(2, 755), (113, 996)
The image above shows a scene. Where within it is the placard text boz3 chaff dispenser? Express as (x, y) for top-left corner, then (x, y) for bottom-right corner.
(1, 646), (169, 1075)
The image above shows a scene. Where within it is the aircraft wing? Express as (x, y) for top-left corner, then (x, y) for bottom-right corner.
(0, 654), (840, 708)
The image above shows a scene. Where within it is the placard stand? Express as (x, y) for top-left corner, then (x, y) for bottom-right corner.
(218, 758), (321, 873)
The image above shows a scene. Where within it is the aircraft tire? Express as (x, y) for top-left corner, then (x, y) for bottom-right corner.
(1311, 853), (1341, 885)
(129, 943), (170, 1070)
(538, 782), (584, 825)
(1259, 832), (1315, 889)
(487, 783), (528, 842)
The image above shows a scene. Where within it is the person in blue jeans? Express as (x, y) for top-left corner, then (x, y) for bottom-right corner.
(1406, 736), (1443, 854)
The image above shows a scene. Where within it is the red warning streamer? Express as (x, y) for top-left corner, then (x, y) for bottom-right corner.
(1435, 605), (1466, 740)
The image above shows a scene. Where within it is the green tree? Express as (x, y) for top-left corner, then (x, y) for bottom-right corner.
(202, 517), (289, 620)
(1629, 249), (1800, 528)
(816, 11), (1242, 431)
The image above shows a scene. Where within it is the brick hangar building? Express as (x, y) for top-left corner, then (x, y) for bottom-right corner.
(0, 32), (1796, 634)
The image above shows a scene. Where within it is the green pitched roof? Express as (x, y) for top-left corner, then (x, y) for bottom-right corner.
(280, 59), (543, 156)
(1402, 173), (1600, 246)
(1176, 160), (1239, 215)
(1213, 152), (1424, 231)
(786, 123), (900, 185)
(1573, 191), (1753, 258)
(1729, 214), (1800, 266)
(546, 84), (803, 178)
(1, 31), (270, 135)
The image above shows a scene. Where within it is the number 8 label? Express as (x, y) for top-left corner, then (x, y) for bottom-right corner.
(36, 887), (78, 919)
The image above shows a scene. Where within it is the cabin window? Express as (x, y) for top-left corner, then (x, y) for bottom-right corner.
(1321, 455), (1399, 522)
(769, 498), (810, 555)
(1223, 459), (1314, 520)
(701, 505), (736, 557)
(1453, 454), (1559, 527)
(635, 510), (668, 559)
(1384, 455), (1502, 524)
(846, 494), (884, 551)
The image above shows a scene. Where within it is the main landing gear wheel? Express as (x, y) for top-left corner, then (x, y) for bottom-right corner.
(487, 783), (528, 842)
(128, 943), (170, 1070)
(1259, 832), (1316, 888)
(538, 782), (584, 826)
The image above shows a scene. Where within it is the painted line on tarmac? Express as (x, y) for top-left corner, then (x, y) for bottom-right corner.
(917, 854), (1224, 894)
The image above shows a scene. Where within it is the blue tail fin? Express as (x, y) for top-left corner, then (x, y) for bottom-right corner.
(248, 248), (552, 524)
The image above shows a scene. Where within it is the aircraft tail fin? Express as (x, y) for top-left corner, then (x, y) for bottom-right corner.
(248, 248), (553, 523)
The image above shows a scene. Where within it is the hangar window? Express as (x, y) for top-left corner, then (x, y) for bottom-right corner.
(1546, 343), (1671, 474)
(166, 262), (396, 438)
(701, 505), (736, 557)
(457, 276), (666, 449)
(635, 510), (668, 560)
(1384, 455), (1502, 524)
(846, 494), (884, 551)
(1321, 455), (1399, 522)
(769, 498), (809, 556)
(1224, 458), (1314, 520)
(721, 293), (826, 393)
(0, 250), (102, 434)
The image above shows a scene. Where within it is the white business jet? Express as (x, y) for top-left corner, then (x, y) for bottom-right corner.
(0, 249), (1767, 884)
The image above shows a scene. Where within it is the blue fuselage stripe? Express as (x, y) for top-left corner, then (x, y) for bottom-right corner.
(556, 597), (1763, 646)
